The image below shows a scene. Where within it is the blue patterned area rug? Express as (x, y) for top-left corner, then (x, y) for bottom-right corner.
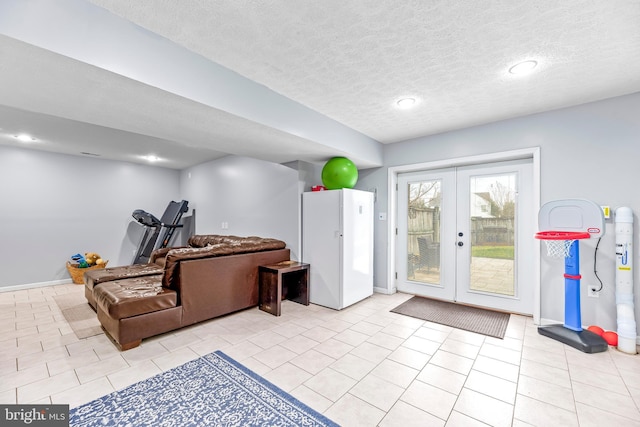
(70, 350), (338, 427)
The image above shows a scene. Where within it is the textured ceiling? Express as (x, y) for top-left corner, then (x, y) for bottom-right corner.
(87, 0), (640, 142)
(0, 0), (640, 167)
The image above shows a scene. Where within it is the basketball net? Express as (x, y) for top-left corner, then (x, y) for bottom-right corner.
(543, 239), (575, 258)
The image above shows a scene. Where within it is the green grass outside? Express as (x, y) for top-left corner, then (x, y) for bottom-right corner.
(471, 245), (514, 260)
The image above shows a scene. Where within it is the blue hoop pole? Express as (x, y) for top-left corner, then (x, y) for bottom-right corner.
(564, 240), (582, 331)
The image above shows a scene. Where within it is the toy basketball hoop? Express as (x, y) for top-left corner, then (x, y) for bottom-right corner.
(535, 231), (591, 258)
(536, 199), (608, 354)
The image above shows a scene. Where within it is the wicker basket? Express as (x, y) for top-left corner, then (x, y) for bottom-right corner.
(66, 261), (109, 285)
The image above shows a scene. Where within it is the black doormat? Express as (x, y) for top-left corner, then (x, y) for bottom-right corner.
(390, 296), (510, 339)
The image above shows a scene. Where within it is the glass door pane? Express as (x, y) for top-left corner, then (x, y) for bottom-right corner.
(456, 159), (534, 314)
(468, 173), (516, 296)
(406, 179), (441, 285)
(397, 168), (455, 301)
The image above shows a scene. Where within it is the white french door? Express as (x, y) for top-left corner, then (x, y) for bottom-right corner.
(396, 159), (535, 314)
(397, 168), (456, 301)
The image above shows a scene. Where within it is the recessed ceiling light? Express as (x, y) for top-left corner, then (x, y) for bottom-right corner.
(13, 133), (37, 142)
(142, 155), (161, 163)
(396, 98), (417, 109)
(509, 60), (538, 75)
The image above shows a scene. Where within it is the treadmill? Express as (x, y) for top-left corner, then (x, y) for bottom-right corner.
(132, 200), (189, 264)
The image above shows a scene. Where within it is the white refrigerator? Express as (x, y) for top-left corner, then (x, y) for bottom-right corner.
(302, 188), (374, 310)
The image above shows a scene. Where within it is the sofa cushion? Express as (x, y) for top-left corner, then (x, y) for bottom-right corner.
(187, 234), (228, 247)
(186, 234), (286, 250)
(84, 263), (164, 290)
(229, 237), (287, 253)
(94, 275), (177, 319)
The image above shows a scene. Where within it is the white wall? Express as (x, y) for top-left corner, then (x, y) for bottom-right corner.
(358, 92), (640, 332)
(0, 146), (180, 288)
(180, 156), (300, 260)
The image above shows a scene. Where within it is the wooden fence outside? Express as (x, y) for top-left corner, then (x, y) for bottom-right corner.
(407, 207), (513, 255)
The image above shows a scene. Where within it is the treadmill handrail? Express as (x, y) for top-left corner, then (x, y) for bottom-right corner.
(132, 200), (189, 264)
(132, 209), (160, 227)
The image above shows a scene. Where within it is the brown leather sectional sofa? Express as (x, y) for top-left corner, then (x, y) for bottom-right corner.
(83, 235), (290, 350)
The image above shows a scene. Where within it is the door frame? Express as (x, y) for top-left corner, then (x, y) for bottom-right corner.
(387, 147), (541, 324)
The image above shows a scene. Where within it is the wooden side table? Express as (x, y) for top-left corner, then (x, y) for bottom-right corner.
(259, 261), (310, 316)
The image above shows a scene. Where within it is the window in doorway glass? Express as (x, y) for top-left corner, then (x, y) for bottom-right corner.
(406, 180), (441, 285)
(468, 173), (516, 296)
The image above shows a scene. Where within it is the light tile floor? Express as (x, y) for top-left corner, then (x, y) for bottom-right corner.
(2, 283), (640, 426)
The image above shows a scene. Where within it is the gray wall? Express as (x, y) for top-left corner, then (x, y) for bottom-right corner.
(0, 145), (180, 287)
(4, 91), (639, 336)
(358, 91), (640, 331)
(180, 155), (300, 260)
(0, 150), (300, 289)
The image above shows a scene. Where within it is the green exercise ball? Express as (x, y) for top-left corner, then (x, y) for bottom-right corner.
(321, 157), (358, 190)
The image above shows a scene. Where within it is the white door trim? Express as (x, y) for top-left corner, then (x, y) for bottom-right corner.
(387, 147), (541, 324)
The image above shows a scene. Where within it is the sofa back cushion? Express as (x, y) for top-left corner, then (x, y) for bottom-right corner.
(230, 237), (286, 253)
(163, 236), (287, 291)
(187, 235), (227, 247)
(162, 244), (235, 290)
(186, 235), (286, 249)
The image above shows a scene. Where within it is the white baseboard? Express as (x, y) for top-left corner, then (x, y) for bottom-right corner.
(374, 286), (396, 295)
(0, 279), (71, 293)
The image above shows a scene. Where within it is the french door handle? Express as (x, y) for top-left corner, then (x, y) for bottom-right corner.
(457, 241), (464, 247)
